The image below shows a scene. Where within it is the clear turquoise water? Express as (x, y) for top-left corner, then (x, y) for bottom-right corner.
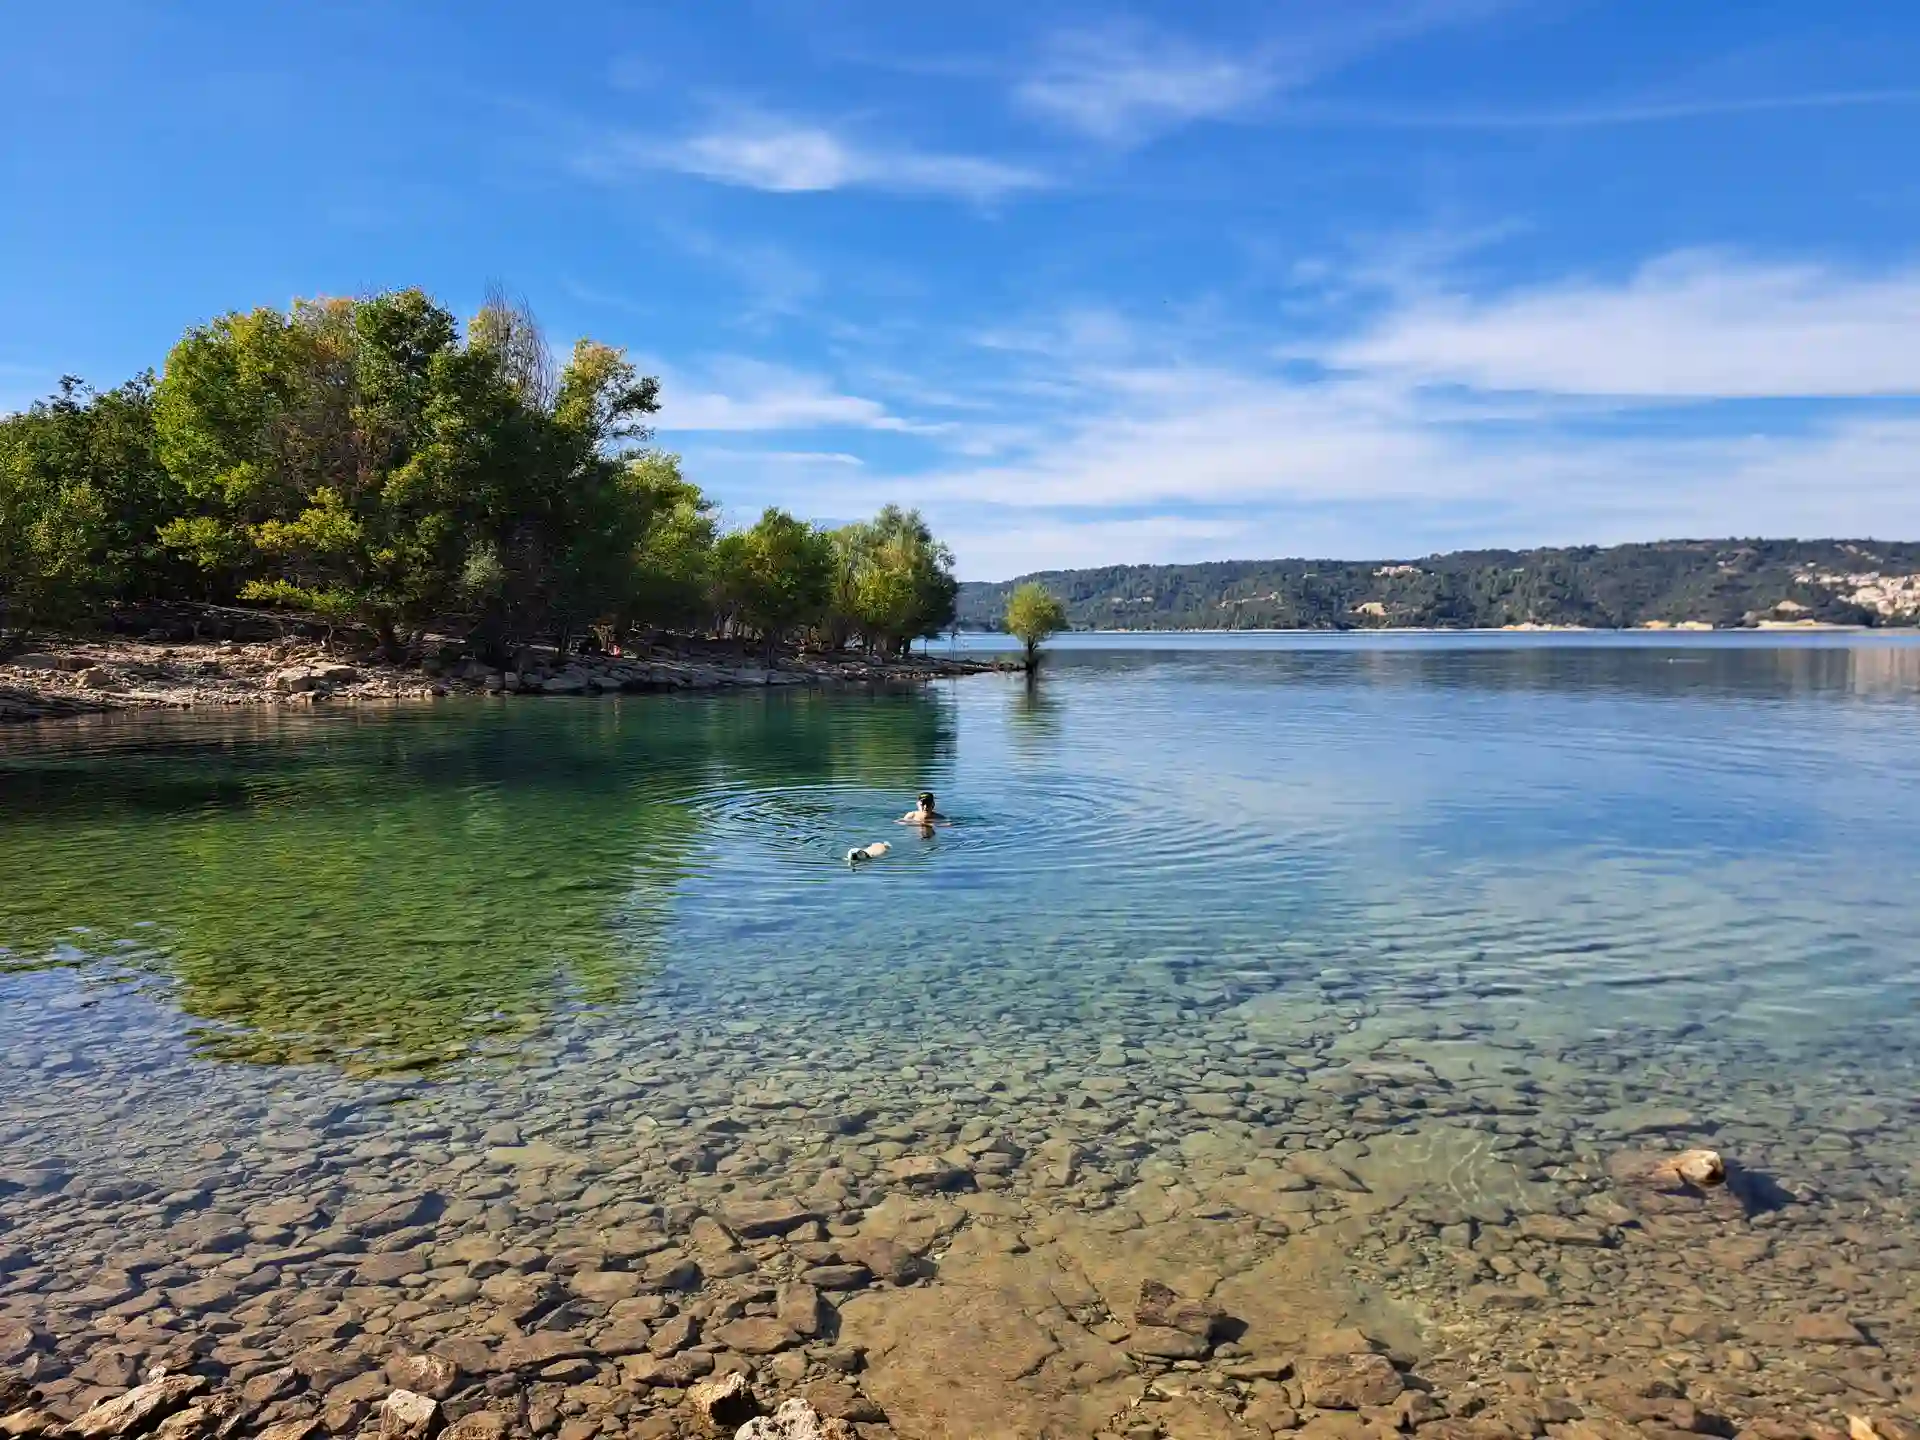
(4, 633), (1919, 1069)
(4, 634), (1920, 1425)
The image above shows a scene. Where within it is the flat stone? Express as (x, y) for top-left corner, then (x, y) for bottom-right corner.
(713, 1318), (802, 1355)
(1133, 1278), (1224, 1339)
(240, 1366), (301, 1405)
(621, 1352), (715, 1387)
(337, 1192), (441, 1236)
(886, 1157), (970, 1191)
(164, 1277), (236, 1313)
(648, 1313), (698, 1356)
(1516, 1214), (1612, 1246)
(801, 1381), (886, 1425)
(838, 1237), (930, 1285)
(494, 1332), (593, 1371)
(590, 1322), (654, 1356)
(1126, 1325), (1210, 1359)
(569, 1270), (643, 1303)
(1791, 1314), (1868, 1345)
(440, 1415), (510, 1440)
(778, 1282), (828, 1338)
(385, 1353), (460, 1400)
(358, 1250), (428, 1283)
(1285, 1152), (1368, 1193)
(1297, 1352), (1404, 1409)
(642, 1252), (702, 1290)
(720, 1199), (820, 1239)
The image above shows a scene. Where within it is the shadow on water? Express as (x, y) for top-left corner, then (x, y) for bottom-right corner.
(0, 690), (955, 1072)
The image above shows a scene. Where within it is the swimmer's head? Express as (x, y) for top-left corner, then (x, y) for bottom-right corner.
(917, 792), (936, 811)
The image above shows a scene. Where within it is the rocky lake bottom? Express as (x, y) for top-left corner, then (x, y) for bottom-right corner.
(2, 637), (1918, 1440)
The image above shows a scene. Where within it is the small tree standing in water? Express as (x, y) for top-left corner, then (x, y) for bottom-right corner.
(1003, 581), (1068, 672)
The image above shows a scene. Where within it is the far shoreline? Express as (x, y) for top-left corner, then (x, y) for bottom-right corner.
(941, 621), (1911, 639)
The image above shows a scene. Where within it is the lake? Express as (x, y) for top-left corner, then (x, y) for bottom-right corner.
(2, 633), (1916, 1436)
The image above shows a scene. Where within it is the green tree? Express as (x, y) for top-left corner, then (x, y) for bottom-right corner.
(826, 506), (958, 657)
(0, 373), (186, 645)
(625, 452), (717, 634)
(458, 322), (662, 658)
(713, 508), (835, 656)
(154, 290), (483, 654)
(1003, 581), (1068, 671)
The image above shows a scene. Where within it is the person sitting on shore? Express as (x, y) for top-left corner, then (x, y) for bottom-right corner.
(899, 792), (947, 826)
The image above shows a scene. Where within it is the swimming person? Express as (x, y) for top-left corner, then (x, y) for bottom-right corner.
(899, 791), (947, 826)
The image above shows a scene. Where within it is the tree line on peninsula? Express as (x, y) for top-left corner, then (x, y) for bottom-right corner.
(0, 287), (960, 661)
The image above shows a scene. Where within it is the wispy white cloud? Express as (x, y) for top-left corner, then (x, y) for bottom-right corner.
(1332, 252), (1920, 397)
(580, 114), (1044, 202)
(1015, 24), (1276, 143)
(1284, 88), (1920, 131)
(654, 359), (945, 434)
(1014, 3), (1511, 145)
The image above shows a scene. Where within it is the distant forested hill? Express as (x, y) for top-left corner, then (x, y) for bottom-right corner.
(956, 540), (1920, 631)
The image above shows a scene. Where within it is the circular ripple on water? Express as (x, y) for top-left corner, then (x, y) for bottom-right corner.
(686, 766), (1293, 890)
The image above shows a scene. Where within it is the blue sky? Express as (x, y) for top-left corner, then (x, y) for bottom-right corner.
(5, 0), (1920, 578)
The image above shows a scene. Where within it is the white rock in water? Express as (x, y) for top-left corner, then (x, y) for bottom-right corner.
(736, 1399), (856, 1440)
(1670, 1148), (1726, 1188)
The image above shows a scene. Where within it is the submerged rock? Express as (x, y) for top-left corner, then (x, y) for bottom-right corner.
(1133, 1278), (1225, 1340)
(1609, 1147), (1727, 1193)
(1297, 1353), (1405, 1409)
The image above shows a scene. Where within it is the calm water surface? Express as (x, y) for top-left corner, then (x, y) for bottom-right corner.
(2, 634), (1917, 1430)
(8, 633), (1916, 1067)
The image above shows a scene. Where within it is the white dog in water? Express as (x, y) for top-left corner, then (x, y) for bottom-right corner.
(845, 841), (892, 866)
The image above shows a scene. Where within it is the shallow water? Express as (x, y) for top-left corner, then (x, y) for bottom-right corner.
(3, 634), (1918, 1434)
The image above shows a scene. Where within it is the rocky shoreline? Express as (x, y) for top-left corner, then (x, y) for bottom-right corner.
(3, 959), (1915, 1440)
(0, 637), (1013, 724)
(2, 1193), (1909, 1440)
